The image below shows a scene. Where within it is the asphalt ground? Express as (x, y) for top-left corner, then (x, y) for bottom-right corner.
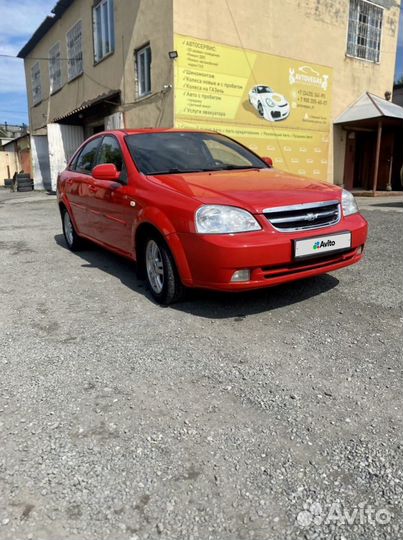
(0, 189), (402, 540)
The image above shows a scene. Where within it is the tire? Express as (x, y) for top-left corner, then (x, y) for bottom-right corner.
(144, 235), (184, 305)
(257, 102), (264, 117)
(16, 173), (31, 180)
(4, 179), (13, 187)
(61, 207), (83, 251)
(17, 181), (33, 188)
(17, 186), (33, 192)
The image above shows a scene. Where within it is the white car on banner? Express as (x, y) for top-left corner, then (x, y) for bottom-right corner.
(248, 85), (290, 122)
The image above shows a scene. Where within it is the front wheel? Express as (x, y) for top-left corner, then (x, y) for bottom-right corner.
(257, 102), (264, 117)
(145, 236), (184, 305)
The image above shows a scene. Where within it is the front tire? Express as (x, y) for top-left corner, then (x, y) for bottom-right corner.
(62, 207), (83, 251)
(144, 236), (184, 305)
(257, 102), (264, 117)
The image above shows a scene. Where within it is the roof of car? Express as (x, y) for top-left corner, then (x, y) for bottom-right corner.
(119, 128), (217, 135)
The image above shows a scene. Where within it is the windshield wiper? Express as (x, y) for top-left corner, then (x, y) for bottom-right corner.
(219, 165), (262, 170)
(147, 168), (206, 175)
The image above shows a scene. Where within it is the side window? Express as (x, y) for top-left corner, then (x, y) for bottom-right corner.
(97, 136), (123, 170)
(97, 135), (127, 182)
(75, 138), (101, 173)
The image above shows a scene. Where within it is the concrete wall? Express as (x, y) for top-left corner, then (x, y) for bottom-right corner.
(24, 0), (174, 133)
(173, 0), (401, 183)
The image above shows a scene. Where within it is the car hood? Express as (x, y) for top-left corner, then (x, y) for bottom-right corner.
(149, 168), (342, 214)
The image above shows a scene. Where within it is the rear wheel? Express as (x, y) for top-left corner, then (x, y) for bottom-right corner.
(62, 207), (82, 251)
(144, 236), (184, 305)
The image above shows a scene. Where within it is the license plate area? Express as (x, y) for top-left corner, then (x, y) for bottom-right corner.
(294, 232), (352, 260)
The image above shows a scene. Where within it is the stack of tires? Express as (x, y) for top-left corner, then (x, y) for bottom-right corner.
(16, 173), (34, 192)
(3, 179), (13, 188)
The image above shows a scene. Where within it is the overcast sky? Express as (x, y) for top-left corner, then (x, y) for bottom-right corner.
(0, 1), (402, 127)
(0, 0), (55, 126)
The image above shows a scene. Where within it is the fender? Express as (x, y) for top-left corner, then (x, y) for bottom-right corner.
(134, 206), (193, 286)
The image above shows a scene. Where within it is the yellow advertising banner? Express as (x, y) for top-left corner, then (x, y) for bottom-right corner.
(174, 34), (333, 181)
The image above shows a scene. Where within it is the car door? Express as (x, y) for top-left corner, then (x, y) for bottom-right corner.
(66, 137), (101, 237)
(90, 135), (133, 254)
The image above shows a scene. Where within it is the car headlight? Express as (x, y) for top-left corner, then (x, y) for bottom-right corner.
(265, 97), (274, 107)
(342, 189), (358, 216)
(195, 205), (261, 234)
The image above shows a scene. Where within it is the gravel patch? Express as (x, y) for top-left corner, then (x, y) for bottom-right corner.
(0, 194), (402, 539)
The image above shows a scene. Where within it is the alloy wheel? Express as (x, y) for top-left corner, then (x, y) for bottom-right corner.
(146, 239), (164, 294)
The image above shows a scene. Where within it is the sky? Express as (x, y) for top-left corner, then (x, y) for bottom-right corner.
(395, 4), (403, 83)
(0, 0), (55, 126)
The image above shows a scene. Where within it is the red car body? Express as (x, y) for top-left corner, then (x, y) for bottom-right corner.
(57, 129), (368, 301)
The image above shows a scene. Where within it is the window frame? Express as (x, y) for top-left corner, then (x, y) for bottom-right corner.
(346, 0), (384, 64)
(66, 20), (84, 82)
(31, 62), (42, 106)
(93, 0), (115, 64)
(136, 44), (152, 98)
(96, 134), (128, 183)
(49, 42), (63, 94)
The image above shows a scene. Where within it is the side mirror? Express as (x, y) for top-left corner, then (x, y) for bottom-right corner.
(261, 156), (273, 168)
(92, 163), (120, 181)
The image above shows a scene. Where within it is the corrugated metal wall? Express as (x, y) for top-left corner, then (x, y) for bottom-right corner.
(48, 124), (84, 190)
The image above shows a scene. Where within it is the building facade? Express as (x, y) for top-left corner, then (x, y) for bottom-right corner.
(19, 0), (402, 191)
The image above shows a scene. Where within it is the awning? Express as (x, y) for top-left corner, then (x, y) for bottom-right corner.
(53, 90), (121, 123)
(334, 92), (403, 125)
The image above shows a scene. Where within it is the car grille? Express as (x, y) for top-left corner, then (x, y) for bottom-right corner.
(263, 200), (341, 232)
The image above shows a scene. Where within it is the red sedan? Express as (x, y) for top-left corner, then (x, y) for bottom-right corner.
(57, 129), (368, 304)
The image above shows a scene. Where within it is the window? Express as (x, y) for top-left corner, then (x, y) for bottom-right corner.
(31, 62), (42, 105)
(347, 0), (383, 62)
(75, 138), (101, 173)
(93, 0), (115, 63)
(67, 20), (83, 81)
(97, 135), (127, 182)
(97, 136), (123, 171)
(136, 45), (151, 97)
(49, 43), (62, 93)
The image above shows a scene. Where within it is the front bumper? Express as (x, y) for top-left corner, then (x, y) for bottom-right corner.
(175, 213), (368, 291)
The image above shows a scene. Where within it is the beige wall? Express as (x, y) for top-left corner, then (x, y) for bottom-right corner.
(24, 0), (174, 133)
(173, 0), (401, 183)
(0, 152), (19, 185)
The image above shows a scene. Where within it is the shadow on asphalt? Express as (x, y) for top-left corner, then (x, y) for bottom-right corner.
(55, 234), (339, 318)
(371, 201), (403, 209)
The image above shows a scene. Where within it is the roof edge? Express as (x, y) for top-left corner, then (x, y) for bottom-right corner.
(17, 0), (75, 59)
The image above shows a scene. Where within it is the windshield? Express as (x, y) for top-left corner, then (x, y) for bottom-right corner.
(125, 132), (268, 175)
(257, 86), (272, 93)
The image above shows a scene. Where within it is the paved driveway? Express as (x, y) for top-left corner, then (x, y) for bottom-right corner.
(0, 191), (402, 540)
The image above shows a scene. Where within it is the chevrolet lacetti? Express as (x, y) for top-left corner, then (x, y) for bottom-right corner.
(57, 129), (368, 304)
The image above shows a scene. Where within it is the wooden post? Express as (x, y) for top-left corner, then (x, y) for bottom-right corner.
(372, 120), (382, 194)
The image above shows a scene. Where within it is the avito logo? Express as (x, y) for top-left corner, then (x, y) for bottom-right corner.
(313, 239), (336, 250)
